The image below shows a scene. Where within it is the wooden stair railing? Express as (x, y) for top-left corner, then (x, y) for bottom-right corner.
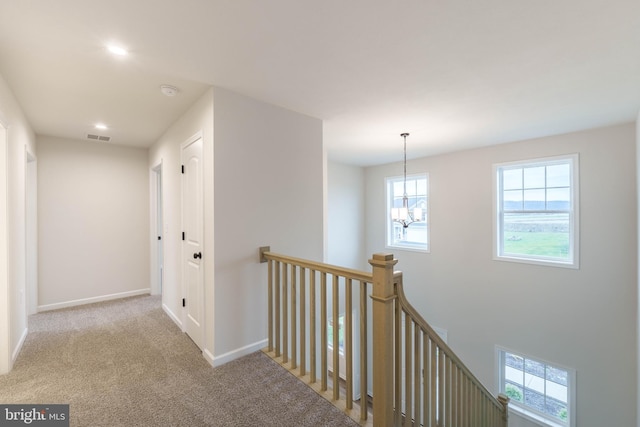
(259, 248), (509, 427)
(393, 271), (510, 427)
(260, 247), (372, 424)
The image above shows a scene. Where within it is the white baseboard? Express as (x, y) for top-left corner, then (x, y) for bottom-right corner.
(162, 303), (182, 329)
(203, 348), (215, 367)
(11, 327), (28, 363)
(37, 288), (151, 312)
(212, 339), (268, 367)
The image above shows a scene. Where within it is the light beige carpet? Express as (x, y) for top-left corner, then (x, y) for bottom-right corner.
(0, 295), (359, 427)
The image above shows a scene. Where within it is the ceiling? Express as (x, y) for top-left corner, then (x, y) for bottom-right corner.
(0, 1), (639, 166)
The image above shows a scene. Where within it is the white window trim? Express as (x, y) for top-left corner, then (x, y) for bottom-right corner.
(492, 154), (579, 269)
(385, 173), (429, 253)
(496, 346), (577, 427)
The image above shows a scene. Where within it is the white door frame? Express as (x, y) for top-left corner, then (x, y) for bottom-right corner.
(0, 119), (10, 374)
(25, 149), (37, 315)
(150, 161), (164, 296)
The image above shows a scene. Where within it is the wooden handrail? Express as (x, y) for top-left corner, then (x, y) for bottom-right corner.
(260, 248), (373, 283)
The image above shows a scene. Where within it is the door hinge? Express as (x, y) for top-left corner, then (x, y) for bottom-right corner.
(182, 298), (186, 307)
(181, 165), (185, 174)
(182, 232), (185, 241)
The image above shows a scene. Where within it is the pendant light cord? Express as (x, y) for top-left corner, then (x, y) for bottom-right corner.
(401, 133), (409, 198)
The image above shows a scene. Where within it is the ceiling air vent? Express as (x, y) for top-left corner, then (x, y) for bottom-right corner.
(87, 134), (111, 142)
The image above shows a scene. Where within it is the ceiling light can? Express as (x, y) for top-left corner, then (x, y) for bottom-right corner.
(107, 45), (128, 56)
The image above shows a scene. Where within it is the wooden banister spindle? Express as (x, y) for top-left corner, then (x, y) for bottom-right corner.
(438, 347), (444, 426)
(461, 374), (467, 427)
(283, 263), (288, 363)
(275, 261), (281, 357)
(359, 281), (368, 421)
(310, 270), (316, 383)
(452, 365), (457, 427)
(332, 274), (339, 401)
(414, 322), (421, 426)
(268, 259), (273, 352)
(458, 369), (468, 427)
(405, 312), (413, 425)
(451, 363), (456, 427)
(430, 340), (437, 427)
(447, 356), (453, 426)
(291, 264), (297, 370)
(480, 384), (484, 427)
(299, 267), (306, 376)
(321, 272), (327, 392)
(423, 334), (431, 427)
(394, 294), (402, 426)
(345, 278), (353, 410)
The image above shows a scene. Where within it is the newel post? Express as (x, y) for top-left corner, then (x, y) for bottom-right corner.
(498, 393), (510, 427)
(369, 253), (398, 427)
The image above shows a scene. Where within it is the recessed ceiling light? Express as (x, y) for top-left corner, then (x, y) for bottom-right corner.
(95, 123), (108, 130)
(107, 45), (128, 56)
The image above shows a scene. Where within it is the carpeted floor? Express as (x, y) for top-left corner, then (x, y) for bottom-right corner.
(0, 295), (360, 426)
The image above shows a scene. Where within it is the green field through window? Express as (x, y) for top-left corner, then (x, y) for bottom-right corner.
(503, 231), (570, 259)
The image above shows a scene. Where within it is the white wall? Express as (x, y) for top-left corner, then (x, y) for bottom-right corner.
(149, 87), (323, 366)
(365, 124), (637, 427)
(326, 161), (366, 270)
(0, 72), (36, 374)
(213, 87), (323, 364)
(37, 136), (149, 309)
(148, 87), (215, 360)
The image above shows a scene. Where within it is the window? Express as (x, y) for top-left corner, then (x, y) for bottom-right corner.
(494, 155), (578, 267)
(386, 174), (428, 251)
(497, 348), (576, 427)
(327, 314), (344, 355)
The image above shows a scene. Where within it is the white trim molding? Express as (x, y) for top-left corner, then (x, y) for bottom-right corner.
(212, 339), (268, 367)
(37, 288), (151, 312)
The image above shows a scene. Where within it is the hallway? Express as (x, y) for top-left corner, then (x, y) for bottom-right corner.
(0, 295), (358, 427)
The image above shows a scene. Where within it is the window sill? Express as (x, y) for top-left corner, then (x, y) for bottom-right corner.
(509, 405), (566, 427)
(494, 254), (578, 269)
(386, 244), (429, 254)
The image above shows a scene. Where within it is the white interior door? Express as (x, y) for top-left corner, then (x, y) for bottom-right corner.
(157, 171), (163, 294)
(182, 135), (204, 349)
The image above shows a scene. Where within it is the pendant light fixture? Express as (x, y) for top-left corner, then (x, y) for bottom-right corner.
(391, 133), (423, 228)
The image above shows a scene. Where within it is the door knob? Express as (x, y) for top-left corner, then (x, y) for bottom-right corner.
(193, 252), (202, 259)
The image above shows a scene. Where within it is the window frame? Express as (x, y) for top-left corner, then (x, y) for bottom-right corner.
(385, 173), (429, 253)
(493, 154), (579, 268)
(496, 346), (576, 427)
